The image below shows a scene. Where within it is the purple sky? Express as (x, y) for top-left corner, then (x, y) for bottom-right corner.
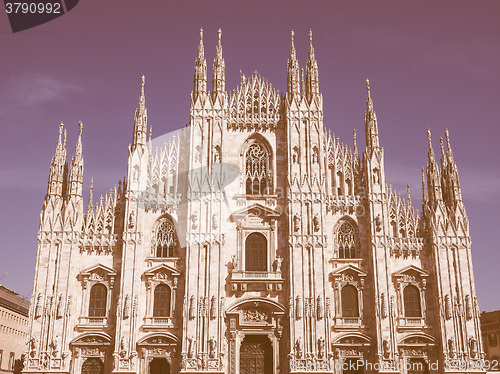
(1, 1), (499, 311)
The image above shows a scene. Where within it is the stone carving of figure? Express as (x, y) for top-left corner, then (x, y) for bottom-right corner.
(318, 337), (325, 358)
(212, 213), (219, 230)
(312, 147), (318, 163)
(293, 214), (301, 232)
(448, 339), (455, 358)
(209, 337), (216, 358)
(275, 256), (283, 272)
(383, 339), (390, 358)
(470, 338), (478, 358)
(295, 338), (303, 359)
(191, 212), (198, 229)
(231, 255), (238, 270)
(188, 337), (195, 358)
(292, 147), (299, 164)
(312, 214), (320, 232)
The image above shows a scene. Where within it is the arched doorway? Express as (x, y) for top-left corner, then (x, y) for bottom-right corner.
(407, 358), (429, 374)
(149, 358), (170, 374)
(239, 335), (272, 374)
(81, 358), (104, 374)
(343, 357), (364, 374)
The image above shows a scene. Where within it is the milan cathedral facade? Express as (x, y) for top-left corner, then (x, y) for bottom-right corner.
(24, 29), (484, 374)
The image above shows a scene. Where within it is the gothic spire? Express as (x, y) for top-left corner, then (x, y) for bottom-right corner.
(426, 129), (442, 207)
(212, 28), (226, 100)
(67, 121), (84, 197)
(364, 79), (380, 154)
(46, 122), (67, 198)
(193, 27), (207, 100)
(287, 30), (300, 98)
(131, 75), (148, 152)
(87, 177), (94, 212)
(306, 30), (319, 102)
(444, 129), (463, 204)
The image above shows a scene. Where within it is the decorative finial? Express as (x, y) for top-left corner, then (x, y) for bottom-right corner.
(200, 27), (203, 41)
(407, 184), (411, 201)
(427, 128), (432, 145)
(58, 122), (64, 141)
(309, 29), (313, 44)
(366, 78), (371, 94)
(78, 121), (83, 135)
(218, 28), (221, 43)
(291, 29), (295, 41)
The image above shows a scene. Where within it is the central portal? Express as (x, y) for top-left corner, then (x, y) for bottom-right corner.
(239, 335), (272, 374)
(149, 358), (170, 374)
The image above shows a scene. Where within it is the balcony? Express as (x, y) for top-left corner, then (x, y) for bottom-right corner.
(77, 316), (110, 330)
(230, 270), (284, 291)
(142, 316), (174, 331)
(398, 316), (426, 329)
(334, 316), (363, 329)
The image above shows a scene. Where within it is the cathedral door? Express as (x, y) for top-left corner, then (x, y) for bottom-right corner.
(239, 335), (272, 374)
(149, 357), (170, 374)
(407, 358), (429, 374)
(82, 358), (104, 374)
(149, 358), (170, 374)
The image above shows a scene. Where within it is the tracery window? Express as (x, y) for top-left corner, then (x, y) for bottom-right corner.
(153, 284), (171, 317)
(337, 221), (357, 259)
(245, 233), (267, 271)
(341, 285), (359, 317)
(155, 218), (177, 257)
(404, 285), (422, 317)
(88, 284), (107, 317)
(245, 143), (268, 195)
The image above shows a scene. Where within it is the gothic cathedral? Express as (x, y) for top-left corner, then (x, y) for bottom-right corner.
(24, 29), (485, 374)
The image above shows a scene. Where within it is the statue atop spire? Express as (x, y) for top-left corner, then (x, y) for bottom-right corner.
(193, 27), (207, 100)
(212, 28), (226, 100)
(287, 29), (300, 98)
(131, 75), (148, 152)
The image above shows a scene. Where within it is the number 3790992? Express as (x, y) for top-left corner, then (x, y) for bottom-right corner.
(5, 2), (61, 14)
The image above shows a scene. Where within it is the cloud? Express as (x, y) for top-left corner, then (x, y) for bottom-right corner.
(10, 73), (83, 106)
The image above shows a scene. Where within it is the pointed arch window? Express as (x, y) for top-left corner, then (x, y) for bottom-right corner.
(153, 284), (171, 318)
(245, 143), (269, 195)
(341, 285), (359, 317)
(337, 221), (357, 259)
(88, 284), (107, 317)
(245, 233), (267, 271)
(404, 285), (422, 317)
(154, 218), (177, 257)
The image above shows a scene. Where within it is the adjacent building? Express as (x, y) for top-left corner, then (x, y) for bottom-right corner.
(481, 311), (500, 371)
(23, 29), (485, 374)
(0, 285), (30, 373)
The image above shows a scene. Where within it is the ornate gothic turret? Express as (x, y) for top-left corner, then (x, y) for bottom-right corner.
(305, 30), (319, 103)
(425, 129), (442, 210)
(46, 122), (67, 199)
(193, 27), (207, 101)
(67, 122), (84, 198)
(286, 30), (300, 99)
(364, 79), (380, 156)
(212, 28), (225, 101)
(131, 75), (148, 152)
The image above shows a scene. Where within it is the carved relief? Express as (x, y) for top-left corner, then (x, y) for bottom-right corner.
(242, 307), (270, 323)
